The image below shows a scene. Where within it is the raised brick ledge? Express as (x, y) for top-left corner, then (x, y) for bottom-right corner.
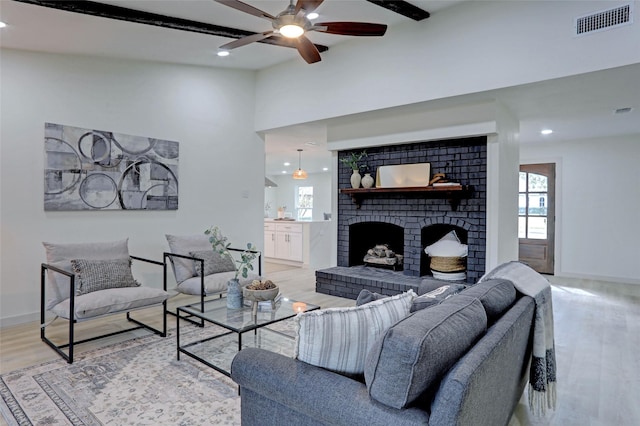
(315, 266), (448, 300)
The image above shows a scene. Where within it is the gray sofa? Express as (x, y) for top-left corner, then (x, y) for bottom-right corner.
(231, 279), (535, 426)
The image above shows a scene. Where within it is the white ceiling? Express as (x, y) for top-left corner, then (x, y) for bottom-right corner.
(1, 0), (638, 177)
(0, 0), (459, 70)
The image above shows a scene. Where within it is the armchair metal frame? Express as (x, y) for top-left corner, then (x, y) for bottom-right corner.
(164, 248), (262, 327)
(40, 255), (167, 364)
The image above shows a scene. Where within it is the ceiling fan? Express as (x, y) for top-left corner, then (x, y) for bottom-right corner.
(215, 0), (387, 64)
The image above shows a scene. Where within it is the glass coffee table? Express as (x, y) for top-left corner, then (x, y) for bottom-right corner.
(176, 296), (319, 377)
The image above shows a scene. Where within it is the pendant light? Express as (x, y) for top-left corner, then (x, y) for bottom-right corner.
(292, 149), (308, 180)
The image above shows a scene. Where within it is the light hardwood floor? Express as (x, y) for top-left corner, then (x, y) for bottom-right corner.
(1, 264), (639, 425)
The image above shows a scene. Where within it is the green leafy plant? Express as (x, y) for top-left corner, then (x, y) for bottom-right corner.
(205, 226), (258, 280)
(339, 150), (367, 171)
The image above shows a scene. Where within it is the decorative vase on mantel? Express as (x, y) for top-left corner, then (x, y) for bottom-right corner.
(227, 278), (243, 309)
(350, 170), (362, 189)
(361, 173), (374, 189)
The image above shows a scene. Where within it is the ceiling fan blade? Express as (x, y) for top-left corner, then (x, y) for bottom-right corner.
(313, 22), (387, 36)
(215, 0), (275, 21)
(220, 31), (274, 50)
(294, 0), (325, 14)
(295, 35), (322, 64)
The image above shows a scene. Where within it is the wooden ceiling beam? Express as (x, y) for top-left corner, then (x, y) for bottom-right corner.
(13, 0), (329, 52)
(365, 0), (431, 21)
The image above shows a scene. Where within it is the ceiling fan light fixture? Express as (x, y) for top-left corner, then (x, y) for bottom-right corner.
(280, 24), (304, 38)
(292, 148), (308, 179)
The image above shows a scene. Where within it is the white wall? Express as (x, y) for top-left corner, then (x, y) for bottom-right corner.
(486, 103), (520, 269)
(0, 49), (264, 326)
(264, 173), (332, 222)
(255, 1), (640, 131)
(520, 134), (640, 284)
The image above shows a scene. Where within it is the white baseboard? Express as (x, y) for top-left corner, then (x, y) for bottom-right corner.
(556, 271), (640, 286)
(1, 311), (39, 328)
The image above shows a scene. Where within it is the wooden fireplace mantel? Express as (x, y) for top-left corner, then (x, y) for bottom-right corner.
(340, 185), (473, 210)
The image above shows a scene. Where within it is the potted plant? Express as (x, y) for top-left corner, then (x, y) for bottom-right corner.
(340, 150), (367, 188)
(205, 226), (258, 309)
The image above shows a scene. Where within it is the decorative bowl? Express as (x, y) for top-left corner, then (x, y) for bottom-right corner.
(243, 285), (279, 302)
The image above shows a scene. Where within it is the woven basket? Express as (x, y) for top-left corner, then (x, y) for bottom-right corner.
(430, 256), (466, 273)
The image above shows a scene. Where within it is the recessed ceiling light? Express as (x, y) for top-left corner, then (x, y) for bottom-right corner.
(322, 167), (329, 171)
(281, 170), (287, 174)
(0, 22), (7, 29)
(306, 12), (319, 20)
(305, 141), (317, 146)
(283, 162), (290, 166)
(217, 50), (230, 57)
(540, 129), (553, 135)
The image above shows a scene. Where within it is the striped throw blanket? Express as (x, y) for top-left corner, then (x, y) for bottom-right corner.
(479, 261), (557, 415)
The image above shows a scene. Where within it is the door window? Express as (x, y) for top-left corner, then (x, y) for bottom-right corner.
(518, 172), (548, 239)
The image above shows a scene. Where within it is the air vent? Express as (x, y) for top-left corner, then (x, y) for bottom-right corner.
(575, 3), (633, 36)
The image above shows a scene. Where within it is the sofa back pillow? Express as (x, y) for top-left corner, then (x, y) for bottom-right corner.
(165, 234), (211, 283)
(42, 239), (130, 310)
(295, 290), (415, 375)
(460, 279), (516, 322)
(355, 289), (388, 306)
(364, 295), (487, 409)
(410, 284), (467, 312)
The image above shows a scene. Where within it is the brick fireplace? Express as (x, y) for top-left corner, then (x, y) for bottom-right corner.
(317, 136), (487, 299)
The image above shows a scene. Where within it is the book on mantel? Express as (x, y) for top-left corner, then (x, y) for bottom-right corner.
(432, 182), (461, 187)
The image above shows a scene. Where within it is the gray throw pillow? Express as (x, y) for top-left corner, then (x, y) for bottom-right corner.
(189, 250), (236, 276)
(460, 279), (516, 322)
(70, 258), (140, 295)
(365, 295), (487, 409)
(165, 234), (212, 283)
(355, 289), (388, 306)
(410, 284), (467, 313)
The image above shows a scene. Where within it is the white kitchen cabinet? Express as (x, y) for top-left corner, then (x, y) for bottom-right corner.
(264, 220), (332, 268)
(263, 222), (276, 258)
(274, 223), (303, 262)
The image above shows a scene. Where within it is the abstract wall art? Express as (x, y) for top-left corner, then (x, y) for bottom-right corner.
(44, 123), (179, 211)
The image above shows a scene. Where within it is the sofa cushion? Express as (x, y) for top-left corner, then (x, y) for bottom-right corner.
(50, 286), (169, 320)
(410, 284), (467, 313)
(177, 270), (259, 296)
(42, 239), (130, 310)
(364, 295), (487, 409)
(165, 234), (211, 283)
(189, 249), (235, 277)
(71, 258), (140, 295)
(355, 289), (387, 306)
(460, 279), (516, 322)
(294, 290), (416, 375)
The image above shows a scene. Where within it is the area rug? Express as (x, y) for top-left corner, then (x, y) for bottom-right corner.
(1, 321), (296, 426)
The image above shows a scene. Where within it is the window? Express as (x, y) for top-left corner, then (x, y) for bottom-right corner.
(296, 186), (313, 221)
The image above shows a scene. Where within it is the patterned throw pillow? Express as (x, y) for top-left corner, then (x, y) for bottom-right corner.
(70, 258), (140, 295)
(189, 250), (236, 277)
(294, 290), (416, 375)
